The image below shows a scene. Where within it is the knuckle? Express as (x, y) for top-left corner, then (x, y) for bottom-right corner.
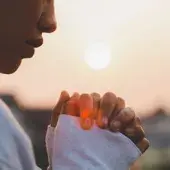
(124, 126), (145, 144)
(100, 93), (117, 115)
(135, 116), (142, 125)
(137, 126), (145, 136)
(114, 97), (125, 113)
(118, 107), (135, 123)
(102, 92), (117, 103)
(117, 97), (125, 106)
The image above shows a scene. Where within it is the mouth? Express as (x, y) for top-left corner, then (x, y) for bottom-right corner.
(21, 38), (43, 59)
(25, 38), (43, 48)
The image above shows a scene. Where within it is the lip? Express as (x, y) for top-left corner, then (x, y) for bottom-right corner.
(26, 38), (43, 48)
(21, 47), (35, 59)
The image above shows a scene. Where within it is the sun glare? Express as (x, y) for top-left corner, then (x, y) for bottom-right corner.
(84, 42), (111, 70)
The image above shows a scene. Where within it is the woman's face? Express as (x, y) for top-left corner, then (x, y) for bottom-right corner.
(0, 0), (56, 74)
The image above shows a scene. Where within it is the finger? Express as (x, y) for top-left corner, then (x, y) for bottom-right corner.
(123, 117), (149, 153)
(136, 138), (150, 153)
(53, 91), (70, 114)
(109, 97), (125, 123)
(51, 91), (70, 127)
(114, 97), (125, 115)
(79, 93), (94, 130)
(62, 92), (80, 116)
(91, 92), (101, 119)
(58, 90), (70, 103)
(123, 117), (145, 144)
(96, 92), (117, 129)
(110, 107), (135, 131)
(71, 92), (80, 100)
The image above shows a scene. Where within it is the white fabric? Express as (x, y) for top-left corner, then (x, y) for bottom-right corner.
(46, 115), (141, 170)
(0, 98), (141, 170)
(46, 126), (55, 170)
(0, 100), (41, 170)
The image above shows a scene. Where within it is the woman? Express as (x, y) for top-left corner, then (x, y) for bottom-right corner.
(0, 0), (149, 169)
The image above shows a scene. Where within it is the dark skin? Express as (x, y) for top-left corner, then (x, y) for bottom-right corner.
(52, 91), (149, 154)
(0, 0), (56, 74)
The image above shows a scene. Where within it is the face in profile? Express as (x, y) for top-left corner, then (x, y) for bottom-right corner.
(0, 0), (56, 74)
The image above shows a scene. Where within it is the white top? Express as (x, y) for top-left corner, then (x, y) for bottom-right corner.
(0, 100), (40, 170)
(45, 115), (141, 170)
(0, 100), (141, 170)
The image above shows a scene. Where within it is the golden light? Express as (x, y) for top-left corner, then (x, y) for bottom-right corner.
(84, 42), (111, 70)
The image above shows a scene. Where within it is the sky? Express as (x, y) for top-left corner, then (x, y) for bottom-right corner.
(0, 0), (170, 115)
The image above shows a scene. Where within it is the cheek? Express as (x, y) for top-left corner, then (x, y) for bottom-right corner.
(22, 0), (43, 30)
(0, 0), (43, 40)
(0, 0), (43, 73)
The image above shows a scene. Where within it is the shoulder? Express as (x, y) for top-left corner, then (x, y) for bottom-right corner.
(0, 99), (32, 145)
(0, 100), (33, 168)
(0, 100), (25, 137)
(0, 99), (21, 127)
(0, 100), (21, 168)
(0, 99), (17, 135)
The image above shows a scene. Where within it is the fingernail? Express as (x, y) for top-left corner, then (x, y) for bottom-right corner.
(102, 117), (108, 126)
(96, 116), (108, 129)
(81, 118), (93, 130)
(85, 118), (92, 126)
(112, 121), (121, 129)
(59, 91), (69, 102)
(60, 90), (68, 97)
(72, 92), (80, 99)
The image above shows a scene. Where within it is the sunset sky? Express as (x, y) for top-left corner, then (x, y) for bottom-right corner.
(0, 0), (170, 114)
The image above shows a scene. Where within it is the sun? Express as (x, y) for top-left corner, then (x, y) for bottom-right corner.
(84, 42), (111, 70)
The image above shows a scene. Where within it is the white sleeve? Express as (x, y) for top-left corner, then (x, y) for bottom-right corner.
(0, 100), (41, 170)
(0, 134), (21, 170)
(45, 125), (55, 170)
(0, 118), (40, 170)
(52, 115), (141, 170)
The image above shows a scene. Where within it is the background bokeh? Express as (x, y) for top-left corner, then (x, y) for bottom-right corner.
(1, 0), (170, 169)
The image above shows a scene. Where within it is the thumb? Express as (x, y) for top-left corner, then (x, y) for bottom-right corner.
(51, 91), (70, 127)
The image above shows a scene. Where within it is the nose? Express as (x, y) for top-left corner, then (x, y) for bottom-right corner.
(38, 23), (56, 33)
(38, 17), (57, 33)
(37, 0), (57, 33)
(38, 16), (57, 33)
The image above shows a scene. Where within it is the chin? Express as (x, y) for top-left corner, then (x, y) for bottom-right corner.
(0, 59), (22, 74)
